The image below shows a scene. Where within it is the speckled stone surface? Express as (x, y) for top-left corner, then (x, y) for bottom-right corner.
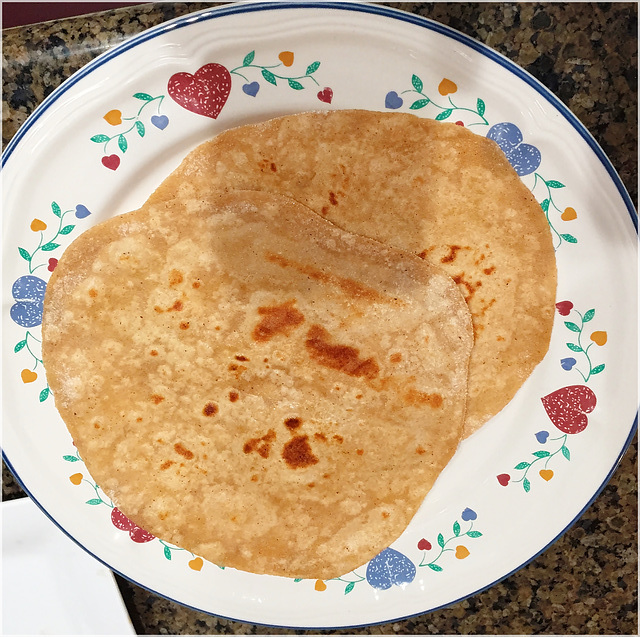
(3, 2), (637, 634)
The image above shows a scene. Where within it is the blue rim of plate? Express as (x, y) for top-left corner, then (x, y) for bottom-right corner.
(2, 1), (638, 630)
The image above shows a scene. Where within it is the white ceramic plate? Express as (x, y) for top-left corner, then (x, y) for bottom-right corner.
(2, 2), (637, 629)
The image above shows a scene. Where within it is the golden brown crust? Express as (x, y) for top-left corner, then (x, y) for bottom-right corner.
(147, 110), (557, 437)
(42, 190), (473, 579)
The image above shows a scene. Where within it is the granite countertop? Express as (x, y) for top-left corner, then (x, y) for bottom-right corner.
(2, 2), (637, 635)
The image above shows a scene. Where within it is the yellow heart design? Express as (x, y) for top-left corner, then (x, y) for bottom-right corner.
(69, 473), (83, 485)
(188, 557), (204, 571)
(314, 579), (327, 591)
(104, 109), (122, 126)
(30, 219), (47, 232)
(455, 545), (469, 559)
(539, 469), (554, 481)
(590, 331), (607, 346)
(561, 206), (577, 221)
(21, 369), (37, 383)
(438, 78), (458, 96)
(278, 51), (294, 67)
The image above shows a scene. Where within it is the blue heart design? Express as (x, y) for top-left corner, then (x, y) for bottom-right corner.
(535, 430), (549, 444)
(560, 357), (577, 371)
(150, 115), (169, 130)
(385, 91), (403, 110)
(461, 507), (477, 521)
(10, 275), (47, 328)
(366, 547), (416, 590)
(75, 204), (91, 219)
(242, 82), (260, 97)
(487, 122), (541, 176)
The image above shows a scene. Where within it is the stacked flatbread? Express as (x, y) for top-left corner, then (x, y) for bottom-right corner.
(42, 111), (556, 579)
(43, 189), (473, 579)
(148, 110), (557, 436)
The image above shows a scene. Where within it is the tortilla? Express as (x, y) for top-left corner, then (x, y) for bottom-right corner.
(148, 110), (557, 436)
(42, 190), (473, 579)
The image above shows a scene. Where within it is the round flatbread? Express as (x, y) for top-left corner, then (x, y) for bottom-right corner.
(42, 190), (473, 579)
(148, 111), (557, 436)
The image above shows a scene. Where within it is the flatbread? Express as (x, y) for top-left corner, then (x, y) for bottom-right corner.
(147, 111), (557, 436)
(42, 190), (473, 579)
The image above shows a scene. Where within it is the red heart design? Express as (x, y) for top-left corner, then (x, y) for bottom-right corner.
(541, 385), (596, 434)
(417, 538), (432, 551)
(168, 63), (231, 119)
(101, 154), (120, 171)
(110, 507), (135, 531)
(317, 87), (333, 104)
(129, 526), (156, 543)
(555, 300), (574, 316)
(497, 473), (510, 486)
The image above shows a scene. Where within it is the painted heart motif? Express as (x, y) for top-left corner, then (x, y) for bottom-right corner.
(417, 538), (432, 551)
(75, 204), (92, 219)
(561, 207), (577, 221)
(555, 300), (574, 316)
(10, 275), (46, 328)
(47, 258), (58, 272)
(541, 385), (597, 434)
(438, 78), (457, 96)
(385, 91), (403, 109)
(454, 545), (470, 559)
(150, 115), (169, 130)
(497, 473), (510, 486)
(188, 557), (204, 571)
(101, 154), (120, 171)
(21, 369), (38, 383)
(561, 357), (577, 371)
(110, 507), (155, 542)
(242, 81), (260, 97)
(487, 122), (541, 176)
(461, 507), (477, 521)
(30, 219), (47, 232)
(317, 87), (333, 104)
(168, 63), (231, 119)
(366, 547), (416, 590)
(535, 430), (549, 444)
(539, 469), (554, 481)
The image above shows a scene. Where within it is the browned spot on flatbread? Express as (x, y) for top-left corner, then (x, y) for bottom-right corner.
(179, 321), (190, 330)
(270, 162), (277, 172)
(160, 460), (174, 470)
(244, 429), (276, 459)
(229, 391), (239, 402)
(174, 443), (194, 459)
(483, 265), (496, 276)
(169, 269), (184, 286)
(285, 417), (302, 430)
(314, 432), (327, 442)
(203, 402), (218, 417)
(150, 349), (158, 356)
(441, 245), (468, 264)
(168, 299), (184, 312)
(452, 273), (482, 303)
(282, 435), (318, 469)
(88, 288), (98, 298)
(265, 252), (387, 303)
(416, 446), (426, 455)
(151, 394), (164, 404)
(252, 299), (305, 342)
(404, 388), (443, 408)
(329, 191), (338, 206)
(235, 355), (249, 361)
(332, 434), (343, 443)
(192, 280), (201, 289)
(390, 353), (402, 363)
(305, 324), (380, 380)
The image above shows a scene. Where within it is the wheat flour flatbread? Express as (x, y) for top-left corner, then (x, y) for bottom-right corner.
(42, 189), (473, 579)
(147, 110), (557, 436)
